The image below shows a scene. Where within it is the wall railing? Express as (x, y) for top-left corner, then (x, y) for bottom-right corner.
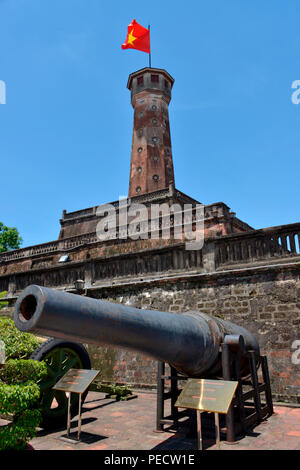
(0, 222), (299, 271)
(215, 223), (300, 268)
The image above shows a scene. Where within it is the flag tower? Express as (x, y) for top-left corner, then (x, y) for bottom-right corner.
(127, 67), (175, 198)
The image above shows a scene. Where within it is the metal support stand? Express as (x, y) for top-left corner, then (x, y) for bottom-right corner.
(261, 356), (274, 415)
(233, 349), (247, 434)
(221, 343), (273, 442)
(155, 361), (165, 432)
(221, 343), (235, 443)
(155, 362), (189, 432)
(249, 351), (262, 422)
(170, 366), (179, 425)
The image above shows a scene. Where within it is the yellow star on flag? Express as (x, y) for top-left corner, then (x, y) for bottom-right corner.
(127, 29), (137, 46)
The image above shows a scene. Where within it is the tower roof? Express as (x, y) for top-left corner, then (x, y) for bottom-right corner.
(127, 67), (175, 90)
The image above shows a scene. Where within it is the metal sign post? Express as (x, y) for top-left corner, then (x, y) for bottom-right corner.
(175, 378), (238, 450)
(66, 392), (72, 439)
(196, 411), (203, 450)
(214, 412), (220, 450)
(53, 369), (101, 443)
(65, 391), (83, 441)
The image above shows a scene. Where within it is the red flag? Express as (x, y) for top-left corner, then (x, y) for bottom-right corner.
(121, 19), (150, 54)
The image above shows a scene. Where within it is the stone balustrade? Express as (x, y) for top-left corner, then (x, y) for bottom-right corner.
(0, 241), (60, 262)
(0, 222), (299, 296)
(215, 222), (300, 268)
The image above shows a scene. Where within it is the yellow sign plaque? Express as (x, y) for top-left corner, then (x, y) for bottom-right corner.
(53, 369), (101, 395)
(175, 378), (238, 414)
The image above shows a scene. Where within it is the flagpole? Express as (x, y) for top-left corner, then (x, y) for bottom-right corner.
(148, 24), (151, 68)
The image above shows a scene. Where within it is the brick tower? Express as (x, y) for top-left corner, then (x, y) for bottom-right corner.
(127, 67), (175, 198)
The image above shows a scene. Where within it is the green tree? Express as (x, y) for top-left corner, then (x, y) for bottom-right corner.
(0, 222), (22, 252)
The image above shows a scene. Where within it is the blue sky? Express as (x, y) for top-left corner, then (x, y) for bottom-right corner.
(0, 0), (299, 247)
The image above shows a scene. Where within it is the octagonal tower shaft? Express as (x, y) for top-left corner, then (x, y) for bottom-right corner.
(127, 68), (175, 198)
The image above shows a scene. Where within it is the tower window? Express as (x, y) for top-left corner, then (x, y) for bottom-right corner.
(136, 186), (141, 193)
(153, 174), (159, 182)
(137, 76), (144, 85)
(151, 74), (159, 83)
(136, 166), (142, 174)
(137, 147), (143, 153)
(164, 79), (169, 89)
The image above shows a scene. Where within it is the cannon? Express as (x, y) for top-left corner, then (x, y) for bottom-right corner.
(13, 285), (274, 441)
(14, 284), (259, 378)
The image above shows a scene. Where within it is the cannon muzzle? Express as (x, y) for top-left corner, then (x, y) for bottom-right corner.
(14, 285), (259, 377)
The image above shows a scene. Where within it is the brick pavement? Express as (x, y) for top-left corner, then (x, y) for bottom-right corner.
(29, 391), (300, 451)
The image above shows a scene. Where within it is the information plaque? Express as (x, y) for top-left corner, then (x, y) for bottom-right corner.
(175, 378), (238, 414)
(53, 368), (100, 394)
(53, 368), (101, 443)
(175, 378), (238, 450)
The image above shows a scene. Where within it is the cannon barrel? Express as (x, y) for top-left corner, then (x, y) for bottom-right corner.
(14, 285), (259, 377)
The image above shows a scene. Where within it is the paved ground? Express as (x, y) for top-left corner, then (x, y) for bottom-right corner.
(27, 391), (300, 451)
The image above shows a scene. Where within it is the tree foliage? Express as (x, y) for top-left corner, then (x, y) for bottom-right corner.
(0, 359), (47, 385)
(0, 317), (41, 359)
(0, 222), (22, 252)
(0, 299), (46, 450)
